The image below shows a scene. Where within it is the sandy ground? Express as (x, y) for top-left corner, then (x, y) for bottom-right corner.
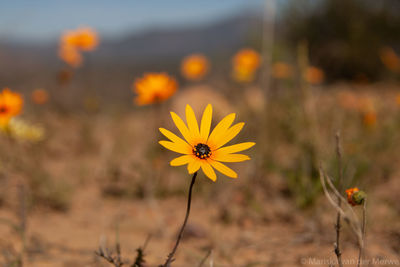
(0, 86), (399, 266)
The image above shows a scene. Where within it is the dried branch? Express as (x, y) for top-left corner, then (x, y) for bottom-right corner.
(324, 174), (362, 237)
(131, 234), (151, 267)
(96, 246), (124, 267)
(319, 166), (363, 247)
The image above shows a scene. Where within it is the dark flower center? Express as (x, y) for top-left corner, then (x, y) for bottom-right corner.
(152, 93), (162, 102)
(0, 106), (8, 114)
(193, 143), (211, 159)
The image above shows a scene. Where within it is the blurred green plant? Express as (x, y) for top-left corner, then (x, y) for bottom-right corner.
(283, 0), (400, 81)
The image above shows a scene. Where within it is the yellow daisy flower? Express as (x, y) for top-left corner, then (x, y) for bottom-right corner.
(159, 104), (255, 181)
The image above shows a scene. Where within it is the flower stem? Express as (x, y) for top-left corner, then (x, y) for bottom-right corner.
(357, 198), (367, 267)
(162, 172), (197, 267)
(335, 132), (344, 267)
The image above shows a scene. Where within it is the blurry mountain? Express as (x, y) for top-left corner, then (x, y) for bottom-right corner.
(0, 14), (261, 104)
(0, 14), (261, 74)
(101, 15), (261, 62)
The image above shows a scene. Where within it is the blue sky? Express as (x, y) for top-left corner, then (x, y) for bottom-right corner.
(0, 0), (265, 43)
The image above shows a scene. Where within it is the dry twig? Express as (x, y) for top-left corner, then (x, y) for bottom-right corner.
(197, 250), (212, 267)
(319, 166), (363, 248)
(96, 246), (124, 267)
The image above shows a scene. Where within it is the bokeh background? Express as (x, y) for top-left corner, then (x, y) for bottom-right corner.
(1, 0), (400, 266)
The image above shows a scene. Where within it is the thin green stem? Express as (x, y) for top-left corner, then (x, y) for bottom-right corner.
(162, 172), (197, 267)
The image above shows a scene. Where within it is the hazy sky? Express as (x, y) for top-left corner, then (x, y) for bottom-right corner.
(0, 0), (265, 43)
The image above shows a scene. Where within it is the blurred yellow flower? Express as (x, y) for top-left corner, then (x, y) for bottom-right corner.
(159, 104), (255, 181)
(133, 73), (178, 105)
(58, 44), (82, 67)
(32, 89), (49, 105)
(304, 66), (324, 85)
(61, 27), (99, 52)
(380, 47), (400, 73)
(272, 62), (293, 79)
(232, 48), (261, 82)
(181, 54), (210, 81)
(0, 88), (23, 127)
(5, 118), (45, 142)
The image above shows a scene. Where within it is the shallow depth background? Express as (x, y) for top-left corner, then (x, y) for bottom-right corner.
(1, 0), (400, 266)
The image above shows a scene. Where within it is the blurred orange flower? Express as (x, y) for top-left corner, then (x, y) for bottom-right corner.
(0, 88), (23, 126)
(272, 62), (293, 79)
(133, 73), (178, 105)
(338, 90), (359, 111)
(396, 94), (400, 106)
(380, 47), (400, 73)
(61, 27), (99, 52)
(58, 27), (98, 67)
(232, 48), (261, 82)
(362, 111), (377, 128)
(181, 54), (210, 81)
(32, 89), (49, 105)
(304, 66), (324, 85)
(58, 44), (82, 67)
(357, 96), (377, 128)
(338, 93), (378, 128)
(345, 187), (359, 206)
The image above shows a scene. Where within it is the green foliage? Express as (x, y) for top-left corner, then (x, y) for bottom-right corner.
(283, 0), (400, 81)
(285, 142), (321, 208)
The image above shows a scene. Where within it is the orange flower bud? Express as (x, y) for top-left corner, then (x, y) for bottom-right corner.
(345, 187), (366, 206)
